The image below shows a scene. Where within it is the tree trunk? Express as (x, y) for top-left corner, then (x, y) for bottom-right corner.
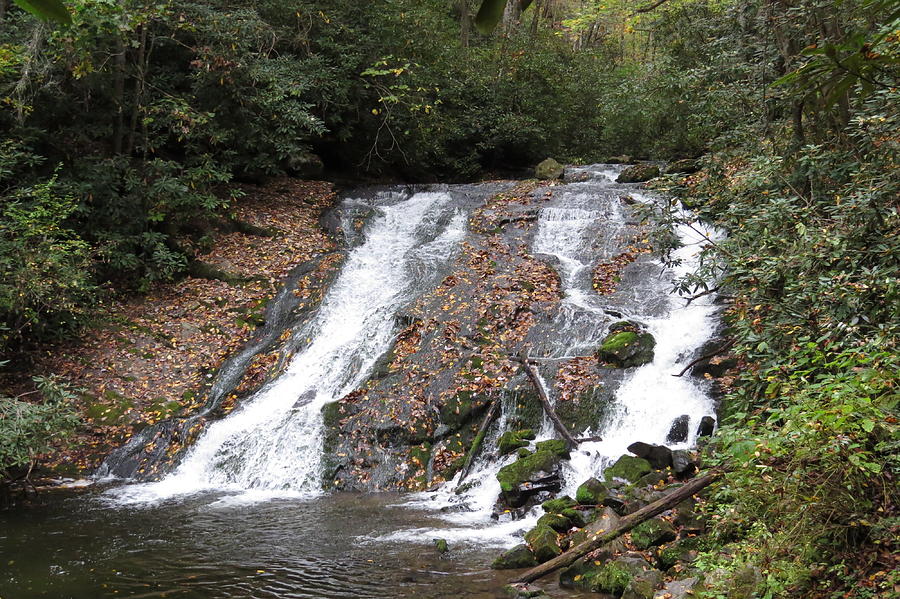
(512, 470), (722, 584)
(112, 36), (127, 155)
(459, 0), (471, 47)
(456, 396), (500, 486)
(517, 354), (578, 450)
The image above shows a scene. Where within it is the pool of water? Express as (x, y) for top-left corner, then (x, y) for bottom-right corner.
(0, 487), (588, 599)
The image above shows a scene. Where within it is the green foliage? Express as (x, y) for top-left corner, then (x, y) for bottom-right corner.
(0, 375), (80, 481)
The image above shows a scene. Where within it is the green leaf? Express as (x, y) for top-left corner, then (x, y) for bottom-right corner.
(12, 0), (71, 24)
(474, 0), (508, 35)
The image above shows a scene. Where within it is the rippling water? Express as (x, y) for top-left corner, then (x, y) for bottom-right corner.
(0, 489), (592, 598)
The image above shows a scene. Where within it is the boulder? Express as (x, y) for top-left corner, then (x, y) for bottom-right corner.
(663, 158), (700, 175)
(605, 455), (653, 483)
(524, 525), (563, 563)
(597, 322), (656, 368)
(627, 442), (673, 470)
(672, 449), (700, 477)
(657, 537), (701, 570)
(440, 391), (491, 430)
(536, 512), (572, 533)
(503, 583), (548, 598)
(535, 158), (564, 180)
(499, 429), (536, 456)
(630, 518), (677, 550)
(697, 416), (716, 437)
(285, 151), (324, 178)
(497, 440), (570, 507)
(542, 496), (577, 513)
(666, 415), (690, 444)
(492, 544), (539, 569)
(617, 163), (660, 183)
(576, 477), (611, 505)
(589, 554), (656, 595)
(623, 568), (664, 599)
(654, 577), (701, 599)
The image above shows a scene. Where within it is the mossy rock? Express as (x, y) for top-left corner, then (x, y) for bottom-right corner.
(537, 512), (572, 533)
(499, 429), (536, 456)
(657, 537), (702, 570)
(505, 387), (544, 430)
(524, 525), (562, 563)
(604, 455), (653, 483)
(440, 391), (491, 430)
(535, 158), (564, 180)
(617, 163), (660, 183)
(630, 518), (677, 550)
(622, 569), (663, 599)
(497, 440), (569, 492)
(566, 555), (653, 595)
(663, 158), (700, 175)
(542, 495), (577, 513)
(492, 544), (539, 569)
(597, 327), (656, 368)
(576, 477), (611, 505)
(556, 385), (614, 435)
(433, 538), (449, 554)
(562, 507), (590, 528)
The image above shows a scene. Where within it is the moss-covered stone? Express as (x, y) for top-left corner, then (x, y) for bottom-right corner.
(537, 512), (572, 533)
(604, 455), (653, 483)
(524, 525), (562, 563)
(498, 429), (536, 456)
(556, 385), (614, 434)
(542, 495), (577, 513)
(558, 558), (604, 590)
(492, 544), (539, 569)
(597, 328), (656, 368)
(433, 538), (449, 553)
(561, 507), (590, 528)
(630, 518), (677, 550)
(576, 477), (611, 505)
(617, 163), (660, 183)
(535, 158), (564, 180)
(663, 158), (700, 175)
(622, 569), (663, 599)
(440, 391), (491, 430)
(496, 440), (569, 507)
(657, 536), (702, 570)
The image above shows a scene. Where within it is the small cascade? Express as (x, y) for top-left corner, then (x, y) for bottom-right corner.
(110, 190), (475, 503)
(379, 164), (720, 545)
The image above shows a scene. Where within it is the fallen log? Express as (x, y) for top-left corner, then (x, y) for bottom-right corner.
(673, 338), (735, 378)
(515, 353), (579, 450)
(512, 470), (722, 584)
(455, 396), (501, 487)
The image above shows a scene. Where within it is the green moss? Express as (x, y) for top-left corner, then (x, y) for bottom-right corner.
(498, 429), (535, 456)
(537, 512), (572, 533)
(542, 495), (577, 513)
(576, 477), (610, 505)
(596, 327), (656, 368)
(524, 525), (562, 562)
(604, 455), (652, 483)
(630, 518), (677, 550)
(492, 544), (539, 570)
(440, 391), (491, 430)
(556, 385), (613, 434)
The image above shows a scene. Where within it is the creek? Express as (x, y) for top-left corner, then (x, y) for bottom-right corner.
(0, 166), (720, 598)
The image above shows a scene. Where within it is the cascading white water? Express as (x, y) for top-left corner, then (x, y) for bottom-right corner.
(110, 191), (471, 504)
(380, 164), (720, 546)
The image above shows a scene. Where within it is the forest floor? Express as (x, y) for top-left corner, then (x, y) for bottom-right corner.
(17, 178), (339, 476)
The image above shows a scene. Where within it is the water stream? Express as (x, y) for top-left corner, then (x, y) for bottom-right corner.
(0, 167), (720, 598)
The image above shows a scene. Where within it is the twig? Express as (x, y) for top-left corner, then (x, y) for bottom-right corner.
(673, 338), (735, 377)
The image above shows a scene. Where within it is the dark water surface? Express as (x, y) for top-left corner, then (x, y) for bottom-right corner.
(0, 488), (585, 599)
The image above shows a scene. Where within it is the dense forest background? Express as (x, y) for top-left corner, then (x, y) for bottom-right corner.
(1, 0), (897, 597)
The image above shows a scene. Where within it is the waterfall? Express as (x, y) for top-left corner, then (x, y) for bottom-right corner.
(110, 190), (472, 503)
(377, 165), (720, 545)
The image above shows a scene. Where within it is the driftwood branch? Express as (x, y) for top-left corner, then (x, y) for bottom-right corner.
(515, 353), (578, 450)
(512, 470), (722, 584)
(673, 338), (735, 378)
(456, 396), (501, 487)
(683, 286), (720, 306)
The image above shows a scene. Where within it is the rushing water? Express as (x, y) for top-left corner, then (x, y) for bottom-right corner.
(0, 167), (721, 598)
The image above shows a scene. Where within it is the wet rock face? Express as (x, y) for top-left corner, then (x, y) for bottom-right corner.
(616, 163), (660, 183)
(492, 544), (539, 569)
(666, 415), (690, 444)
